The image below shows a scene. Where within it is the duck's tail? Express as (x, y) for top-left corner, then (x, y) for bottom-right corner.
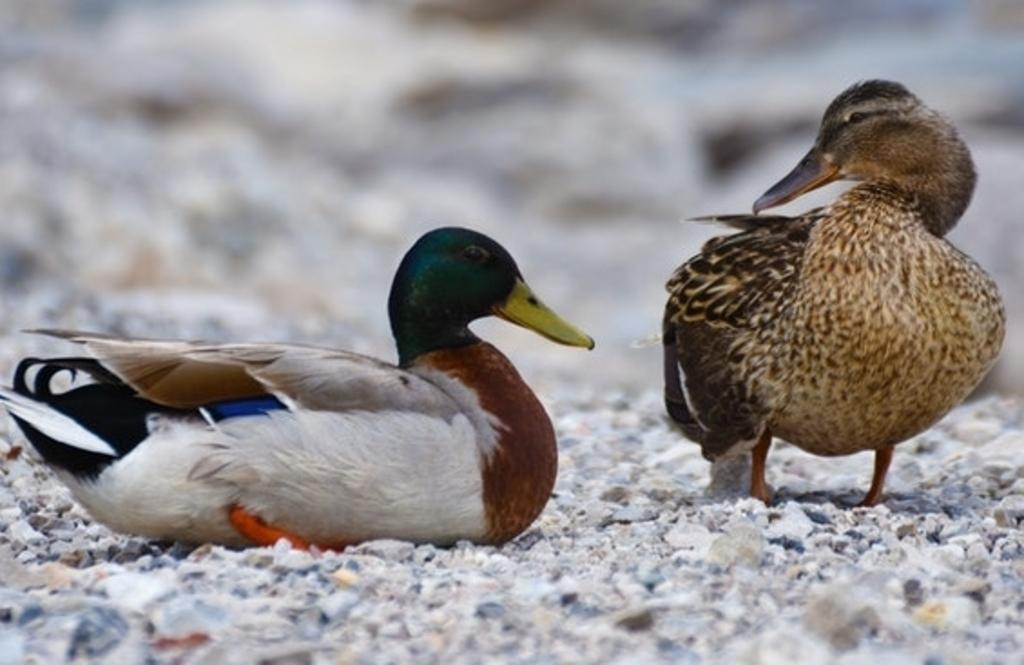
(2, 357), (290, 479)
(1, 358), (185, 478)
(0, 386), (117, 458)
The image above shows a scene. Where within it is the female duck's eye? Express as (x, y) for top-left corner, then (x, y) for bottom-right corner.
(846, 111), (868, 124)
(462, 245), (490, 263)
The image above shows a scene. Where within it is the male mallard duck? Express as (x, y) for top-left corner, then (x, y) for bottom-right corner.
(663, 80), (1005, 506)
(0, 227), (593, 549)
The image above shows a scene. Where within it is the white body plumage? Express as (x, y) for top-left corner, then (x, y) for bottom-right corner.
(1, 336), (505, 547)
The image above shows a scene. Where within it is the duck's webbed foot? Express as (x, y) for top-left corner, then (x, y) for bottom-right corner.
(750, 429), (773, 505)
(857, 445), (894, 507)
(228, 504), (312, 550)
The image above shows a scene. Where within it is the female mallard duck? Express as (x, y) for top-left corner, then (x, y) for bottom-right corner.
(0, 227), (593, 549)
(663, 80), (1004, 506)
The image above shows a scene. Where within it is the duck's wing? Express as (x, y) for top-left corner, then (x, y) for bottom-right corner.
(30, 330), (459, 417)
(686, 208), (825, 231)
(663, 214), (817, 459)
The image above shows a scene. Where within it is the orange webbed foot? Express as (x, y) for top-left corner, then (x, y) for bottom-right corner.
(856, 446), (894, 508)
(228, 504), (313, 550)
(750, 483), (773, 506)
(749, 429), (773, 506)
(227, 505), (352, 552)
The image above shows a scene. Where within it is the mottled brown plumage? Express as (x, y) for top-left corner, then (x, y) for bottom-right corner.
(663, 80), (1005, 506)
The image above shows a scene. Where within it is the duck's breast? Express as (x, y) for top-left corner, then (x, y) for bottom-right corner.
(772, 217), (1004, 454)
(415, 343), (558, 544)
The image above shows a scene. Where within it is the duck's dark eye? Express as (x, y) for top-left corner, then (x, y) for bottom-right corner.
(461, 245), (490, 263)
(846, 111), (869, 124)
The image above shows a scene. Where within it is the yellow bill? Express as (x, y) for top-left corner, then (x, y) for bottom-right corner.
(493, 279), (595, 350)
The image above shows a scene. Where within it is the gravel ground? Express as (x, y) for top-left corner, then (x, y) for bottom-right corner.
(1, 394), (1022, 664)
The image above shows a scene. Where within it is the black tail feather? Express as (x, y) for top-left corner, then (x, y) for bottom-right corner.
(14, 357), (123, 396)
(10, 357), (193, 478)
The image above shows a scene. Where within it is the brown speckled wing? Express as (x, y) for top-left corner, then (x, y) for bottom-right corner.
(688, 208), (824, 232)
(663, 214), (817, 459)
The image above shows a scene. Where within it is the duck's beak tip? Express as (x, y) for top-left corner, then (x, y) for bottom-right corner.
(494, 279), (594, 350)
(753, 149), (841, 213)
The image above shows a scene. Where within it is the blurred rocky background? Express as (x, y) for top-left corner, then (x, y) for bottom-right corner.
(1, 0), (1022, 395)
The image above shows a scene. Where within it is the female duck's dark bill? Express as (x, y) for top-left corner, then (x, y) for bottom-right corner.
(753, 149), (841, 213)
(492, 279), (595, 349)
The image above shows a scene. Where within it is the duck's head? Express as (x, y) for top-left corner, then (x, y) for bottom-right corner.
(388, 227), (594, 365)
(754, 80), (975, 235)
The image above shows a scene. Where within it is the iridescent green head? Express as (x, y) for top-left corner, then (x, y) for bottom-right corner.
(388, 227), (594, 366)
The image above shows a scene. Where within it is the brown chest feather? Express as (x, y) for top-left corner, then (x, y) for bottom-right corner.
(772, 209), (1005, 453)
(418, 343), (557, 544)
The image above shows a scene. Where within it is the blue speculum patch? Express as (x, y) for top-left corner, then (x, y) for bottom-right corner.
(203, 395), (287, 422)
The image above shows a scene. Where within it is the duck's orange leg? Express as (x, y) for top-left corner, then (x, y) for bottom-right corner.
(857, 445), (893, 507)
(228, 504), (312, 550)
(750, 429), (773, 505)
